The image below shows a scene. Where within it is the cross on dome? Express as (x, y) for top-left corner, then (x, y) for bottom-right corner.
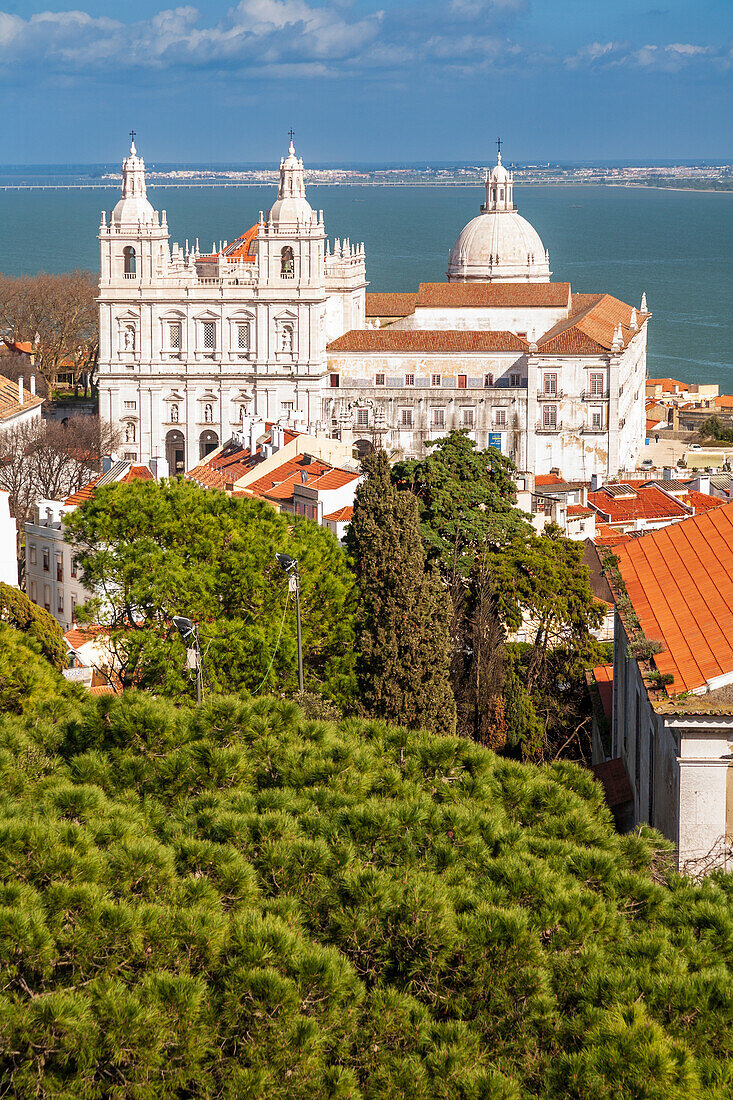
(129, 130), (137, 156)
(288, 128), (295, 154)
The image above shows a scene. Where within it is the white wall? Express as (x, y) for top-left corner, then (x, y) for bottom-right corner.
(0, 491), (17, 586)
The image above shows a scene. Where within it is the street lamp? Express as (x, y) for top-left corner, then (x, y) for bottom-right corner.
(276, 553), (303, 692)
(172, 614), (202, 704)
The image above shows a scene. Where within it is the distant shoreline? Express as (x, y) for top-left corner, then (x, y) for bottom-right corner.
(1, 180), (731, 194)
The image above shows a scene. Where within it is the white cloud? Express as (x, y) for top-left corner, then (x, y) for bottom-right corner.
(566, 38), (718, 72)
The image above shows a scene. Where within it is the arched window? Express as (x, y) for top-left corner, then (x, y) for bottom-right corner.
(204, 403), (213, 423)
(166, 429), (185, 475)
(199, 430), (219, 459)
(281, 246), (294, 277)
(123, 246), (136, 276)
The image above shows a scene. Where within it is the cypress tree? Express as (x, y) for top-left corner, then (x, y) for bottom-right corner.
(347, 451), (456, 735)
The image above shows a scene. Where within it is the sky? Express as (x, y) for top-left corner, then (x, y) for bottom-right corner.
(0, 0), (732, 164)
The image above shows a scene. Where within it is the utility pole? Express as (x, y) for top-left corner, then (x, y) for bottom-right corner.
(173, 615), (203, 703)
(276, 554), (304, 692)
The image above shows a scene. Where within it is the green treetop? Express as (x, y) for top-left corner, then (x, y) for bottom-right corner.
(63, 478), (356, 704)
(347, 451), (456, 736)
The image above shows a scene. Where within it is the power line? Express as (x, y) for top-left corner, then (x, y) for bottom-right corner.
(252, 589), (291, 695)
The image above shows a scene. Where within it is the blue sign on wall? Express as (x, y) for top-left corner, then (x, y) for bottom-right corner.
(487, 432), (503, 452)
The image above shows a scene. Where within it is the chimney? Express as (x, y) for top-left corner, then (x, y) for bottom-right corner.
(579, 485), (588, 506)
(18, 377), (23, 404)
(149, 456), (169, 480)
(590, 473), (602, 492)
(30, 375), (35, 396)
(249, 419), (265, 457)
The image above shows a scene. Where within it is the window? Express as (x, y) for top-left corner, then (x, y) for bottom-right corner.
(591, 408), (603, 430)
(124, 452), (137, 461)
(29, 581), (37, 601)
(494, 408), (507, 427)
(55, 553), (63, 582)
(462, 408), (474, 428)
(42, 548), (49, 573)
(204, 403), (214, 423)
(431, 374), (441, 387)
(330, 373), (340, 388)
(57, 592), (64, 615)
(282, 401), (294, 413)
(589, 372), (605, 397)
(71, 556), (78, 579)
(543, 373), (558, 395)
(405, 373), (415, 387)
(543, 405), (558, 429)
(510, 373), (521, 386)
(281, 246), (295, 277)
(124, 400), (136, 411)
(356, 408), (369, 428)
(458, 375), (467, 389)
(168, 322), (182, 352)
(400, 408), (413, 429)
(29, 544), (36, 566)
(484, 373), (494, 387)
(375, 373), (385, 386)
(202, 321), (216, 352)
(432, 408), (445, 428)
(71, 595), (77, 619)
(43, 584), (50, 611)
(123, 246), (136, 276)
(237, 322), (250, 351)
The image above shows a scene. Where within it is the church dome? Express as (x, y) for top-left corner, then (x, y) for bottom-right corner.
(448, 149), (550, 283)
(448, 211), (549, 283)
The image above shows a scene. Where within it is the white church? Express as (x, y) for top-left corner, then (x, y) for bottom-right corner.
(98, 138), (648, 480)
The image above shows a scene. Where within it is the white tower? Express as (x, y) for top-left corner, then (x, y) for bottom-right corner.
(99, 134), (170, 288)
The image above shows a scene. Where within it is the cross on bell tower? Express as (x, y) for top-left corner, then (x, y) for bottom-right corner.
(497, 136), (502, 157)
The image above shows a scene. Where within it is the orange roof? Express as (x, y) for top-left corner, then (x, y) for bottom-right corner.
(327, 330), (529, 353)
(311, 468), (360, 491)
(715, 395), (733, 409)
(64, 625), (108, 650)
(365, 293), (417, 317)
(535, 473), (564, 486)
(647, 378), (684, 390)
(2, 339), (33, 355)
(64, 464), (152, 507)
(685, 491), (725, 514)
(538, 293), (648, 355)
(567, 504), (594, 517)
(414, 282), (571, 309)
(646, 418), (665, 433)
(589, 484), (689, 525)
(246, 455), (333, 500)
(89, 685), (117, 696)
(324, 506), (353, 522)
(0, 373), (44, 420)
(616, 501), (733, 694)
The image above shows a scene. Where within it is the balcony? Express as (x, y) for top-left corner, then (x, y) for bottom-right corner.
(536, 421), (563, 434)
(123, 272), (137, 280)
(582, 390), (609, 401)
(582, 425), (607, 434)
(537, 389), (563, 400)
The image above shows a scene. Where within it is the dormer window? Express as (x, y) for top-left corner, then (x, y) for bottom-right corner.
(123, 246), (136, 277)
(281, 246), (294, 277)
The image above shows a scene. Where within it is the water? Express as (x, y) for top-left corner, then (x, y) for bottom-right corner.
(1, 181), (732, 389)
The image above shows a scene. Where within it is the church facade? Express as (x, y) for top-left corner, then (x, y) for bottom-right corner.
(97, 137), (366, 474)
(98, 141), (647, 481)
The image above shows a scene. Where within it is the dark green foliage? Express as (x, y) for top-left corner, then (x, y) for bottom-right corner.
(3, 644), (733, 1096)
(700, 415), (733, 442)
(0, 580), (66, 670)
(63, 478), (356, 705)
(347, 451), (456, 736)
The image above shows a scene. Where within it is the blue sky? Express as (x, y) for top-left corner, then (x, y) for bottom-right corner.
(1, 0), (732, 163)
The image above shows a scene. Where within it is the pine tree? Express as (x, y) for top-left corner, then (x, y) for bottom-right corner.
(347, 451), (456, 735)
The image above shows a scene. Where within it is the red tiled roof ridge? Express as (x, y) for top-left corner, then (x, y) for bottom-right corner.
(538, 293), (649, 355)
(327, 329), (529, 353)
(365, 292), (417, 317)
(415, 281), (571, 308)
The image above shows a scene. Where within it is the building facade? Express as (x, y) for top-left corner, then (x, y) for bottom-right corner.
(98, 141), (647, 481)
(97, 137), (366, 473)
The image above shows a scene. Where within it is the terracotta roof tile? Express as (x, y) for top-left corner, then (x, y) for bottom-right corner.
(0, 373), (44, 421)
(201, 223), (259, 264)
(415, 282), (571, 308)
(592, 664), (614, 721)
(324, 505), (353, 522)
(615, 501), (733, 694)
(567, 504), (594, 517)
(310, 468), (359, 490)
(327, 329), (529, 353)
(589, 484), (689, 525)
(538, 294), (649, 355)
(534, 473), (564, 487)
(365, 293), (417, 317)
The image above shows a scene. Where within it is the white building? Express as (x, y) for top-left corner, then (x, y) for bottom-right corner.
(24, 459), (157, 630)
(0, 491), (18, 586)
(0, 373), (43, 430)
(326, 152), (649, 479)
(98, 141), (648, 481)
(97, 137), (366, 474)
